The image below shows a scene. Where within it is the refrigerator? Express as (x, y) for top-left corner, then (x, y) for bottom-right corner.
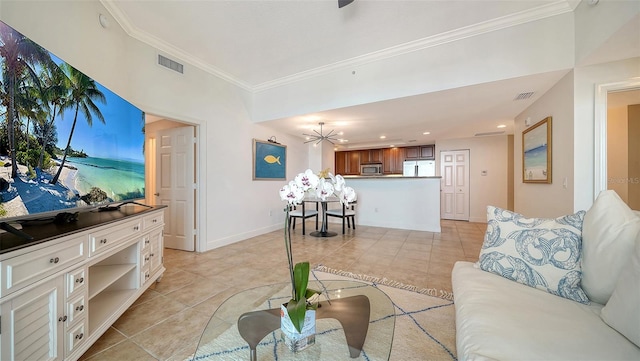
(403, 160), (436, 177)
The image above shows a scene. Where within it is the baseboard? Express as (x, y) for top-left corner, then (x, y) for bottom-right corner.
(204, 223), (281, 251)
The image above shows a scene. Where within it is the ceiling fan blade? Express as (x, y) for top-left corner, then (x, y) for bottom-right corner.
(338, 0), (354, 8)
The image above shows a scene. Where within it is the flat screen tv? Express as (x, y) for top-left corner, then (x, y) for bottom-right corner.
(0, 20), (146, 228)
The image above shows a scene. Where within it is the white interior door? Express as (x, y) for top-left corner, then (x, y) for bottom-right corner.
(156, 126), (195, 251)
(440, 150), (470, 221)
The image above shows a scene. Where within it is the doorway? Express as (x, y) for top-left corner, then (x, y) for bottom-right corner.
(145, 115), (198, 251)
(607, 92), (640, 209)
(594, 79), (640, 208)
(440, 149), (470, 221)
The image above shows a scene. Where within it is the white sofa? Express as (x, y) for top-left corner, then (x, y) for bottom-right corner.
(452, 191), (640, 360)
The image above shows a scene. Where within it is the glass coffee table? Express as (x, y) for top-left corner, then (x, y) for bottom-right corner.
(192, 280), (395, 360)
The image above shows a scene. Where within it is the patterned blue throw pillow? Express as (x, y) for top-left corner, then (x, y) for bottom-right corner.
(478, 206), (589, 304)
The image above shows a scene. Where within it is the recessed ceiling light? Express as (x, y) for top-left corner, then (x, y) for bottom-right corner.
(338, 131), (344, 136)
(389, 144), (395, 148)
(423, 132), (430, 135)
(380, 135), (386, 139)
(497, 124), (506, 128)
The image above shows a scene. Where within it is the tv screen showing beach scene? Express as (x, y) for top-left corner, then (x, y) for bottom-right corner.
(0, 20), (145, 221)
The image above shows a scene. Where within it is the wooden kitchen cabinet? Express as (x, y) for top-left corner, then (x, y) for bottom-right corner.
(347, 151), (360, 174)
(420, 145), (435, 159)
(404, 146), (420, 159)
(359, 149), (383, 164)
(382, 147), (405, 174)
(335, 151), (361, 175)
(403, 145), (435, 160)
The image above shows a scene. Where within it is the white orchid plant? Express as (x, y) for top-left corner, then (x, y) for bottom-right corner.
(278, 168), (357, 332)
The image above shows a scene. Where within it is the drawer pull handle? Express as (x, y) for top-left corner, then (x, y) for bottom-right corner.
(76, 277), (84, 283)
(76, 305), (84, 311)
(145, 240), (150, 244)
(153, 219), (157, 223)
(133, 226), (139, 231)
(58, 315), (67, 322)
(150, 253), (154, 257)
(50, 257), (60, 264)
(100, 238), (107, 244)
(75, 333), (84, 340)
(145, 256), (150, 261)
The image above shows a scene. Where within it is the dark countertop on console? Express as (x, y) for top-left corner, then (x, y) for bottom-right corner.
(0, 205), (166, 255)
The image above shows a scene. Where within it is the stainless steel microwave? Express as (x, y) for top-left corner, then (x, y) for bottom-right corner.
(360, 163), (382, 176)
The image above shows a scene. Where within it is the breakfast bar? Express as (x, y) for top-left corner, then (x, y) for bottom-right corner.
(339, 176), (441, 233)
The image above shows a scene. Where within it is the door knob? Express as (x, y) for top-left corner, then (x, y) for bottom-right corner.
(154, 192), (160, 196)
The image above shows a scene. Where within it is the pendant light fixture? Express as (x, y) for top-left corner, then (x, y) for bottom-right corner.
(303, 122), (339, 145)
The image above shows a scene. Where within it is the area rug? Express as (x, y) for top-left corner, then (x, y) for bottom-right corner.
(187, 267), (457, 361)
(313, 266), (457, 361)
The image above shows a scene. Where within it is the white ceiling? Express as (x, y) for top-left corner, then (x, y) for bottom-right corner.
(104, 0), (638, 149)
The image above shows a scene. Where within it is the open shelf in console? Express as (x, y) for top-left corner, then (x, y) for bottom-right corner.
(88, 242), (139, 334)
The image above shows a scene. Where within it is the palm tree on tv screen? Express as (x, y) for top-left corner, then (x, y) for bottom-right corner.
(37, 65), (67, 170)
(51, 63), (106, 185)
(0, 22), (53, 178)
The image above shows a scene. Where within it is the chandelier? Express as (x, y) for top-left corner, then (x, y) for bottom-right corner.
(303, 122), (339, 145)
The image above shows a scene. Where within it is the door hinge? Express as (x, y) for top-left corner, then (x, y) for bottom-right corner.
(192, 137), (197, 144)
(192, 183), (197, 190)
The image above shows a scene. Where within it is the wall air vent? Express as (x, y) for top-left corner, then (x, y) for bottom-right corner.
(514, 92), (535, 100)
(474, 131), (505, 137)
(158, 54), (184, 74)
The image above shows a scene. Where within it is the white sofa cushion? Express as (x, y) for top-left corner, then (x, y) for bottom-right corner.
(478, 206), (588, 303)
(582, 190), (640, 304)
(600, 232), (640, 347)
(452, 261), (640, 361)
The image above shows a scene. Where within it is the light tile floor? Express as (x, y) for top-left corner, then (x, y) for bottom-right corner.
(79, 220), (486, 360)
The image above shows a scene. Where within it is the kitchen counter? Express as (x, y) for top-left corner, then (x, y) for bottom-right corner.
(343, 175), (441, 179)
(336, 177), (441, 233)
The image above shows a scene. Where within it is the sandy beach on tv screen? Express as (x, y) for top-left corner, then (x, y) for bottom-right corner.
(0, 162), (79, 218)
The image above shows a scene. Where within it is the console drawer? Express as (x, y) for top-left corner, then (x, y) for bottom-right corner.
(143, 212), (164, 230)
(1, 236), (86, 297)
(89, 219), (142, 256)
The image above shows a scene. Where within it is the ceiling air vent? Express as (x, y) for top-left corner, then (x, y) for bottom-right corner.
(158, 54), (184, 74)
(474, 131), (505, 137)
(514, 92), (534, 101)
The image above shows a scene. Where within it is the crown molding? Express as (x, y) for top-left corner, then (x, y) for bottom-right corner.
(100, 0), (254, 91)
(100, 0), (573, 94)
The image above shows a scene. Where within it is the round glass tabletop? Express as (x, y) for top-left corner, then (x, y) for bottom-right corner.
(192, 279), (395, 360)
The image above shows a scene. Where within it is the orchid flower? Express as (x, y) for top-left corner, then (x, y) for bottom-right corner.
(294, 169), (319, 192)
(279, 181), (305, 205)
(315, 178), (335, 201)
(339, 186), (357, 204)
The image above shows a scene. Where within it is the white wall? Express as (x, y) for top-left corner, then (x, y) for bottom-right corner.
(0, 0), (310, 251)
(435, 135), (509, 223)
(514, 71), (575, 218)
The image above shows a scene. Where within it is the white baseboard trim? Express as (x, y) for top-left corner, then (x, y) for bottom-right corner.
(204, 224), (281, 252)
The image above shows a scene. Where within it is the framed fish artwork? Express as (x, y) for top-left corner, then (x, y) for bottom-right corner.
(253, 138), (287, 180)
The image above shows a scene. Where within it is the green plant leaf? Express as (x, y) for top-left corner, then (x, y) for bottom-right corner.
(305, 288), (320, 300)
(286, 296), (308, 333)
(293, 262), (310, 301)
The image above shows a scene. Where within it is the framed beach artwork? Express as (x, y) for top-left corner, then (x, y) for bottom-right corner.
(523, 117), (552, 183)
(253, 139), (286, 180)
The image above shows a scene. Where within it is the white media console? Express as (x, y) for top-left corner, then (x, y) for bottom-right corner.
(0, 205), (166, 360)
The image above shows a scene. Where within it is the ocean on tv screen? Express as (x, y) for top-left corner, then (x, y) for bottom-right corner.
(0, 20), (146, 220)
